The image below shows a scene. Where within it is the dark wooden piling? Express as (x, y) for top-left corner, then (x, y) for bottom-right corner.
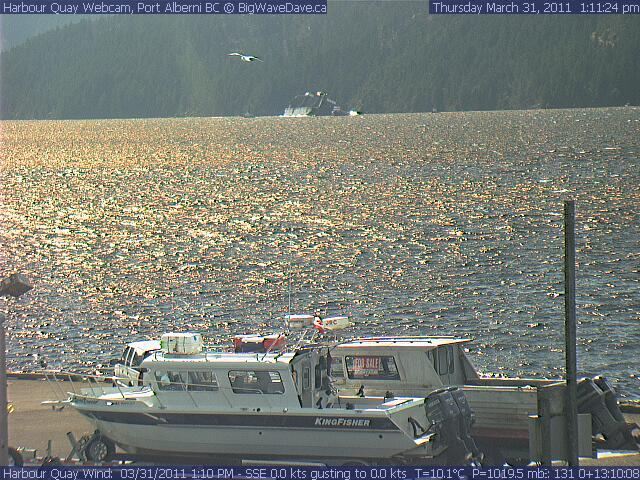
(564, 200), (579, 466)
(0, 316), (8, 466)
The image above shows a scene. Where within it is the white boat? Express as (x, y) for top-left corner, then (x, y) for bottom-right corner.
(60, 333), (478, 464)
(331, 336), (640, 464)
(104, 319), (639, 465)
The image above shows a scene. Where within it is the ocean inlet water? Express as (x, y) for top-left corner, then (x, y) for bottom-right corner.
(0, 107), (638, 398)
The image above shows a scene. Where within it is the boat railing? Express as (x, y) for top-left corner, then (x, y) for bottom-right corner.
(43, 370), (237, 409)
(43, 369), (144, 402)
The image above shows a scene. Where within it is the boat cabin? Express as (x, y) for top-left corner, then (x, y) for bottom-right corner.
(331, 336), (480, 395)
(139, 346), (336, 409)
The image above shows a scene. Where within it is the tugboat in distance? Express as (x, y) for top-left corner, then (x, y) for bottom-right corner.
(283, 91), (362, 117)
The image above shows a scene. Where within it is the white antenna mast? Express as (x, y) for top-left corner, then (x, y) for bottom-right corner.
(287, 237), (294, 318)
(288, 273), (292, 318)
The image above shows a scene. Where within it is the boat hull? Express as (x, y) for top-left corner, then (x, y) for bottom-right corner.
(74, 405), (439, 460)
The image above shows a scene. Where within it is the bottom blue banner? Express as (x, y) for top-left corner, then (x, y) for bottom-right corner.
(2, 467), (640, 480)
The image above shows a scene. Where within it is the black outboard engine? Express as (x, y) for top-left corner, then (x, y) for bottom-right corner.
(577, 377), (639, 450)
(593, 376), (626, 422)
(448, 387), (483, 462)
(425, 389), (471, 464)
(593, 377), (639, 450)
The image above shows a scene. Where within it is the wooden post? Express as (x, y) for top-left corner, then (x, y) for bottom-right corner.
(0, 315), (8, 465)
(539, 396), (552, 466)
(564, 200), (579, 466)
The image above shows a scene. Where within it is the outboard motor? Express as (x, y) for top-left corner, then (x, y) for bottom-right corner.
(425, 389), (471, 464)
(593, 376), (626, 422)
(448, 387), (483, 462)
(593, 377), (640, 450)
(577, 377), (639, 450)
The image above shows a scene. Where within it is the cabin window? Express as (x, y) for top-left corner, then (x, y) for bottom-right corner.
(302, 367), (311, 390)
(437, 348), (447, 375)
(187, 371), (219, 391)
(228, 370), (285, 394)
(153, 370), (219, 391)
(448, 346), (455, 374)
(128, 348), (138, 366)
(435, 346), (455, 375)
(154, 371), (188, 391)
(330, 356), (344, 378)
(121, 347), (132, 364)
(428, 349), (438, 373)
(131, 351), (143, 367)
(345, 356), (400, 380)
(314, 365), (322, 389)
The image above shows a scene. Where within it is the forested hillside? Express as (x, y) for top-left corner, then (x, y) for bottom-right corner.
(1, 5), (639, 119)
(0, 16), (88, 51)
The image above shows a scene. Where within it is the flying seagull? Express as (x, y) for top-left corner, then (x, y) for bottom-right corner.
(228, 53), (263, 63)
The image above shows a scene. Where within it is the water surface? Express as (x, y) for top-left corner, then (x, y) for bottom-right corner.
(1, 108), (638, 397)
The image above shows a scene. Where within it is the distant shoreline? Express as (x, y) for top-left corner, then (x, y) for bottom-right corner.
(0, 105), (638, 122)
